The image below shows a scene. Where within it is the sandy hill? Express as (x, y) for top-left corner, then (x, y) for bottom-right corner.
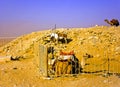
(0, 26), (120, 87)
(0, 26), (120, 59)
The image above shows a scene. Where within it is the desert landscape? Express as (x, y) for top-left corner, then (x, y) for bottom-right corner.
(0, 37), (16, 47)
(0, 26), (120, 87)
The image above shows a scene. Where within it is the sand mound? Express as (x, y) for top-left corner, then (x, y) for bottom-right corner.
(0, 26), (120, 59)
(0, 26), (120, 87)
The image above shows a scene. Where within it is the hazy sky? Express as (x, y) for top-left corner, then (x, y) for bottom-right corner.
(0, 0), (120, 37)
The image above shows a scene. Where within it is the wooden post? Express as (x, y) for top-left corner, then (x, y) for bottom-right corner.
(39, 45), (48, 77)
(81, 56), (85, 69)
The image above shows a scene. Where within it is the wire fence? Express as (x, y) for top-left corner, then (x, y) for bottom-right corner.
(33, 27), (120, 78)
(1, 35), (119, 78)
(34, 42), (120, 78)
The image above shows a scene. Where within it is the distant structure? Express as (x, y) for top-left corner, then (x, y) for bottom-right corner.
(104, 19), (119, 26)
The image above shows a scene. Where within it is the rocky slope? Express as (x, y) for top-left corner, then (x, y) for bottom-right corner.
(0, 26), (120, 87)
(0, 26), (120, 60)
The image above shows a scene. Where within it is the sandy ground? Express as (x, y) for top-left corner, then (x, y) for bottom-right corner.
(0, 57), (120, 87)
(0, 26), (120, 87)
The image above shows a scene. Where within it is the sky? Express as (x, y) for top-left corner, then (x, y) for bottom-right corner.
(0, 0), (120, 37)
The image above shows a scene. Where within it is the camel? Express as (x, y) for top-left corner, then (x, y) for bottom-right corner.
(52, 52), (82, 77)
(104, 19), (119, 26)
(50, 32), (67, 44)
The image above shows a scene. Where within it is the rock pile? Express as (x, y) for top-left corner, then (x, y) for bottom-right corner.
(0, 26), (120, 63)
